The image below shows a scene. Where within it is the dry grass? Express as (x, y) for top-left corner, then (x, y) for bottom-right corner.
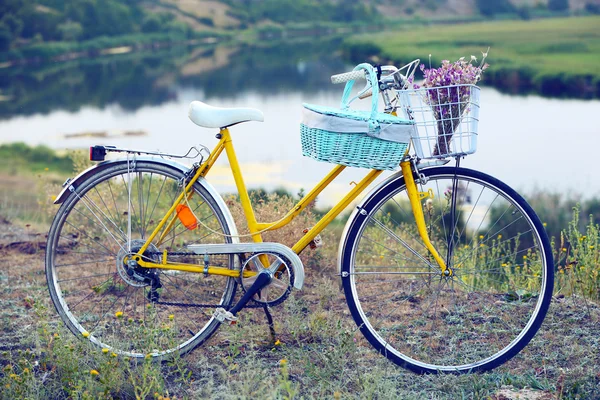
(1, 211), (600, 398)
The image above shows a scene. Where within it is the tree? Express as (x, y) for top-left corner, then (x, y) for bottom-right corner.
(58, 21), (83, 41)
(476, 0), (516, 16)
(141, 15), (161, 33)
(585, 2), (600, 14)
(548, 0), (569, 12)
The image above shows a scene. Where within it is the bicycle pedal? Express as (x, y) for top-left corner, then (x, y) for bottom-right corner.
(303, 229), (323, 249)
(214, 307), (238, 325)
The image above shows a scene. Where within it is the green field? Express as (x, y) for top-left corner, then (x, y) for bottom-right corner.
(343, 16), (600, 97)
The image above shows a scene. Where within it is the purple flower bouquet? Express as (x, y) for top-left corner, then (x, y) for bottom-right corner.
(414, 51), (489, 156)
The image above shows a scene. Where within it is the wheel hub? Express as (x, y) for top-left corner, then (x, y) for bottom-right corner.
(116, 239), (160, 287)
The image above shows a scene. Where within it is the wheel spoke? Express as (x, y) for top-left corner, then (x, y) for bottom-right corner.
(342, 167), (553, 373)
(46, 162), (236, 359)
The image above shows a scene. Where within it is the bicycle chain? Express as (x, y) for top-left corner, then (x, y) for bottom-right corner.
(144, 251), (265, 309)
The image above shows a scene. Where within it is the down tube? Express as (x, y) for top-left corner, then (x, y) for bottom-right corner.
(292, 169), (382, 254)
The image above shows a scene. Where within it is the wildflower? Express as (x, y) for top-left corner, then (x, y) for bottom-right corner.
(279, 359), (287, 366)
(90, 369), (99, 376)
(3, 365), (12, 372)
(418, 49), (489, 155)
(9, 373), (17, 379)
(274, 339), (281, 346)
(82, 331), (90, 338)
(115, 311), (124, 318)
(44, 167), (49, 171)
(590, 245), (595, 250)
(543, 222), (547, 227)
(168, 314), (174, 321)
(497, 234), (502, 239)
(523, 255), (527, 260)
(502, 263), (508, 267)
(334, 392), (342, 400)
(23, 368), (29, 374)
(479, 235), (484, 239)
(111, 353), (117, 358)
(102, 348), (109, 354)
(379, 255), (384, 259)
(562, 248), (567, 252)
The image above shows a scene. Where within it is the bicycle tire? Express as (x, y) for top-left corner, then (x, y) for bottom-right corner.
(340, 166), (554, 373)
(46, 161), (237, 359)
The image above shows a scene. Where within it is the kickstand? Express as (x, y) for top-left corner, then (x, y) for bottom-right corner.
(262, 304), (277, 343)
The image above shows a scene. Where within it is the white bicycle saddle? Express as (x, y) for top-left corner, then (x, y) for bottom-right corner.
(188, 101), (264, 129)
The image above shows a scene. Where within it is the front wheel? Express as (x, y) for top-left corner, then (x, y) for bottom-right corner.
(340, 167), (554, 373)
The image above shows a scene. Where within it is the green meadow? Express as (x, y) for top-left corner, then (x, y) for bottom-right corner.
(343, 16), (600, 96)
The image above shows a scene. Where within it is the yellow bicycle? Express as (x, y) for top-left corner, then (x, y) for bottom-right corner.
(45, 62), (553, 373)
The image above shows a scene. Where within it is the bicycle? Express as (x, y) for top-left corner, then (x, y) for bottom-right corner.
(45, 61), (554, 374)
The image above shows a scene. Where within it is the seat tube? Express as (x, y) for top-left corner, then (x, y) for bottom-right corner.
(221, 128), (263, 243)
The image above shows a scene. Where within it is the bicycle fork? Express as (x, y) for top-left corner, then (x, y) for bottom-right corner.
(400, 160), (451, 276)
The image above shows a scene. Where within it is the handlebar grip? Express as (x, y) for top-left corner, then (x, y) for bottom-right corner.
(331, 70), (366, 84)
(358, 87), (373, 99)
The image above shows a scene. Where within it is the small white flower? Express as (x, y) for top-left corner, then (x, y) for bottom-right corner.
(471, 55), (477, 62)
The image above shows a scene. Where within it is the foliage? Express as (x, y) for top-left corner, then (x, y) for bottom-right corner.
(548, 0), (570, 12)
(475, 0), (516, 17)
(0, 0), (190, 54)
(0, 143), (73, 174)
(554, 206), (600, 300)
(223, 0), (379, 25)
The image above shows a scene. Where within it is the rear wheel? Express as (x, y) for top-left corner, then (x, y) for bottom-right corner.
(46, 161), (236, 359)
(341, 167), (554, 373)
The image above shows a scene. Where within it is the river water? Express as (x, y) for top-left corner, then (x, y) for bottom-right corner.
(1, 43), (599, 207)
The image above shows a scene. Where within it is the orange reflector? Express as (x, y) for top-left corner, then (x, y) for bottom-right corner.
(176, 204), (198, 230)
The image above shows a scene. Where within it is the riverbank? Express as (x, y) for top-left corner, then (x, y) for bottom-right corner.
(342, 16), (600, 98)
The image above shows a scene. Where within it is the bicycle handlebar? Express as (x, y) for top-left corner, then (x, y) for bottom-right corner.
(330, 70), (367, 85)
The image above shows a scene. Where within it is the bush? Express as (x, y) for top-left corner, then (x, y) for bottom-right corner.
(548, 0), (570, 12)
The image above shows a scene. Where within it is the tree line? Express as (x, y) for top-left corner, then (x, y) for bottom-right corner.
(0, 0), (190, 52)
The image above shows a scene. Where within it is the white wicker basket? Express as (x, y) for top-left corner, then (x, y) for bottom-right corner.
(397, 84), (480, 160)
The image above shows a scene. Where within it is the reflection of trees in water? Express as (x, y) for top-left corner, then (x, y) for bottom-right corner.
(0, 49), (187, 119)
(179, 40), (348, 99)
(0, 40), (347, 119)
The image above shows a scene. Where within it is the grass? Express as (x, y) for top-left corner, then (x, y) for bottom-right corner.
(343, 16), (600, 97)
(1, 240), (599, 398)
(0, 144), (599, 398)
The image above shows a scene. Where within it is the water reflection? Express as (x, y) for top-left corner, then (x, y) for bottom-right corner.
(0, 40), (348, 119)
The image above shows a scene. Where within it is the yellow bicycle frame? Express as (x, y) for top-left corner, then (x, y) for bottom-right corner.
(130, 126), (446, 278)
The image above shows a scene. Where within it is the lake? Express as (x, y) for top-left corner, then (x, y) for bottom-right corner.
(1, 42), (599, 208)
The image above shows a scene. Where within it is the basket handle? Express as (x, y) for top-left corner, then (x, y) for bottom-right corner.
(340, 64), (380, 129)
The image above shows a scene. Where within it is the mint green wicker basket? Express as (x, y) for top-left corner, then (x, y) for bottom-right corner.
(300, 125), (409, 170)
(300, 63), (414, 170)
